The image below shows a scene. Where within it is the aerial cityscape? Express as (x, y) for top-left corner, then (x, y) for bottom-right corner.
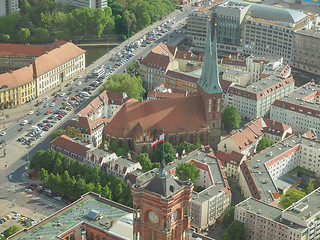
(0, 0), (319, 239)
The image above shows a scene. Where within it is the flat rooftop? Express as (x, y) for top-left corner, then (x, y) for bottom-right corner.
(9, 193), (133, 240)
(277, 82), (320, 113)
(283, 188), (320, 222)
(236, 197), (306, 231)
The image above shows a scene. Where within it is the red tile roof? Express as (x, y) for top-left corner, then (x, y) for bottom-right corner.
(175, 50), (204, 62)
(216, 150), (244, 167)
(0, 64), (34, 88)
(66, 116), (104, 135)
(147, 86), (186, 99)
(0, 41), (67, 57)
(141, 43), (176, 70)
(262, 117), (291, 137)
(50, 135), (90, 159)
(240, 161), (262, 200)
(166, 70), (199, 84)
(303, 129), (317, 140)
(105, 95), (209, 138)
(33, 42), (85, 77)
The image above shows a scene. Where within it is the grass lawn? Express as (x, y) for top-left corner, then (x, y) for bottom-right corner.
(289, 167), (315, 176)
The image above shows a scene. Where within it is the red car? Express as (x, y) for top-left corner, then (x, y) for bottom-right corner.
(71, 96), (78, 100)
(45, 110), (50, 115)
(53, 98), (58, 102)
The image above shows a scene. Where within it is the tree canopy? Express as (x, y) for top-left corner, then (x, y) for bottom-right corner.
(99, 74), (145, 100)
(175, 162), (200, 184)
(50, 127), (82, 141)
(221, 105), (241, 132)
(126, 60), (140, 76)
(152, 142), (176, 163)
(222, 206), (235, 229)
(3, 225), (22, 238)
(256, 137), (274, 152)
(0, 0), (176, 43)
(306, 178), (314, 195)
(30, 149), (132, 206)
(279, 188), (306, 209)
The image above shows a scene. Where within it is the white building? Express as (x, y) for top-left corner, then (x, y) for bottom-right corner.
(0, 0), (18, 16)
(239, 134), (320, 205)
(55, 0), (108, 9)
(270, 82), (320, 136)
(235, 188), (320, 240)
(225, 72), (294, 120)
(35, 42), (85, 96)
(222, 68), (249, 86)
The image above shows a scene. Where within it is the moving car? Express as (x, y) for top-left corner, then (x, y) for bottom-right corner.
(21, 120), (28, 125)
(0, 131), (6, 136)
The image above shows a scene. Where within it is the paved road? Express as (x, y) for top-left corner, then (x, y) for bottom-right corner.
(0, 4), (197, 228)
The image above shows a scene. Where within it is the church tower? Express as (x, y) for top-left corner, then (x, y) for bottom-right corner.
(197, 18), (223, 147)
(132, 152), (193, 240)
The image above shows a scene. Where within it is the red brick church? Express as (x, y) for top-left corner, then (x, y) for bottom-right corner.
(104, 22), (223, 153)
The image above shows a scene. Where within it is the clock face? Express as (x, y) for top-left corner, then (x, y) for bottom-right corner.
(171, 210), (178, 222)
(148, 211), (159, 224)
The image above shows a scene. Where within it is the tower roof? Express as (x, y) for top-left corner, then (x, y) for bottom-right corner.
(197, 20), (223, 94)
(144, 173), (182, 197)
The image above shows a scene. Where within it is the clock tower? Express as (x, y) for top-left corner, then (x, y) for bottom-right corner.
(132, 154), (193, 240)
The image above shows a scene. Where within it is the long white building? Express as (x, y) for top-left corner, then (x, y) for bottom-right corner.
(270, 82), (320, 136)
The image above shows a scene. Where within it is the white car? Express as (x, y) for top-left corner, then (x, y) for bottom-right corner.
(21, 120), (28, 125)
(77, 81), (81, 86)
(50, 102), (55, 107)
(60, 92), (65, 97)
(25, 188), (32, 193)
(28, 110), (34, 115)
(13, 213), (20, 219)
(0, 131), (6, 136)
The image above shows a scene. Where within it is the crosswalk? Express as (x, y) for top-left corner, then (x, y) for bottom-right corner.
(31, 195), (65, 210)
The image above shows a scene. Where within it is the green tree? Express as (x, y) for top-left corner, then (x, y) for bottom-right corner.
(4, 225), (22, 238)
(306, 178), (314, 194)
(0, 34), (10, 42)
(218, 233), (232, 240)
(138, 153), (153, 171)
(175, 141), (196, 155)
(64, 127), (82, 139)
(108, 140), (118, 152)
(99, 74), (146, 100)
(313, 177), (320, 189)
(221, 105), (241, 132)
(175, 161), (200, 183)
(50, 129), (65, 141)
(39, 168), (49, 182)
(256, 137), (273, 152)
(222, 206), (235, 228)
(34, 27), (50, 42)
(152, 142), (176, 163)
(226, 220), (245, 240)
(116, 147), (127, 157)
(20, 0), (32, 14)
(19, 28), (30, 42)
(279, 188), (306, 209)
(101, 184), (112, 200)
(126, 60), (140, 76)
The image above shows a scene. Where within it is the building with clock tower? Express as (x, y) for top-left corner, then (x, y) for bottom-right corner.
(132, 154), (193, 240)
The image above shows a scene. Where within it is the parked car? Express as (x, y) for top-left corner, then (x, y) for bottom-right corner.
(0, 131), (6, 136)
(21, 120), (28, 125)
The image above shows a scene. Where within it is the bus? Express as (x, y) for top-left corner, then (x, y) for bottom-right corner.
(93, 67), (105, 78)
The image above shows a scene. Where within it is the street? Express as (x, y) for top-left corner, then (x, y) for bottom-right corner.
(0, 4), (197, 231)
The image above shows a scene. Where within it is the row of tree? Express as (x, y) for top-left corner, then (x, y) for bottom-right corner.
(0, 0), (177, 43)
(30, 149), (132, 206)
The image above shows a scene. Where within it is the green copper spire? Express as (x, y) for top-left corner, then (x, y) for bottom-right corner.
(198, 20), (223, 94)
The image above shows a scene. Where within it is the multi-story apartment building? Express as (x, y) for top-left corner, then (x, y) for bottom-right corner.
(0, 41), (85, 107)
(222, 68), (249, 86)
(235, 188), (320, 240)
(225, 74), (294, 120)
(140, 43), (178, 90)
(270, 82), (320, 136)
(186, 0), (224, 49)
(0, 0), (18, 16)
(291, 28), (320, 76)
(239, 134), (320, 205)
(187, 0), (319, 63)
(55, 0), (108, 9)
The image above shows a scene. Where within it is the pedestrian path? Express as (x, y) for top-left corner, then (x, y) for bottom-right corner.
(31, 195), (65, 210)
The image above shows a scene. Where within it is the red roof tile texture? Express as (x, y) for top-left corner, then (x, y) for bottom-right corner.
(33, 42), (85, 77)
(50, 134), (90, 158)
(105, 95), (209, 138)
(0, 64), (34, 87)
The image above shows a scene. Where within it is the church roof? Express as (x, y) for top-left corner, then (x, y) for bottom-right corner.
(197, 21), (222, 94)
(105, 95), (209, 138)
(144, 174), (182, 197)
